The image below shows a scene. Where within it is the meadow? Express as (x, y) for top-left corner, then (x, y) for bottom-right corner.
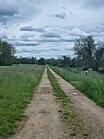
(0, 64), (44, 138)
(51, 66), (104, 108)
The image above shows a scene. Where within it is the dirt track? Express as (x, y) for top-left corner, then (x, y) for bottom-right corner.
(10, 67), (63, 139)
(49, 67), (104, 139)
(10, 66), (104, 139)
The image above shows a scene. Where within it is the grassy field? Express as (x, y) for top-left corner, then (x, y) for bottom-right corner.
(51, 66), (104, 108)
(47, 68), (90, 139)
(0, 64), (44, 138)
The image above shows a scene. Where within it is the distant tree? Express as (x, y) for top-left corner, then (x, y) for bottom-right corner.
(30, 57), (37, 64)
(47, 58), (58, 66)
(73, 36), (96, 68)
(61, 56), (71, 67)
(94, 41), (104, 70)
(70, 58), (77, 68)
(37, 58), (46, 65)
(0, 39), (16, 66)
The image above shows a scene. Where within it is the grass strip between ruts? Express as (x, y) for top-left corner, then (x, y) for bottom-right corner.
(47, 67), (90, 139)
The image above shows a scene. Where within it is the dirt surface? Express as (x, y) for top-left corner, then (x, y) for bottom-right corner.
(10, 67), (63, 139)
(49, 67), (104, 139)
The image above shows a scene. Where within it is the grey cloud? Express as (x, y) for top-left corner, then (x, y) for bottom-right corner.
(62, 6), (67, 9)
(0, 0), (19, 16)
(17, 49), (42, 54)
(0, 1), (19, 24)
(21, 34), (35, 38)
(0, 6), (18, 16)
(41, 32), (61, 38)
(90, 32), (104, 37)
(15, 42), (41, 46)
(84, 0), (104, 9)
(0, 34), (8, 39)
(62, 38), (75, 42)
(0, 0), (40, 24)
(20, 26), (45, 32)
(53, 12), (66, 19)
(37, 29), (77, 43)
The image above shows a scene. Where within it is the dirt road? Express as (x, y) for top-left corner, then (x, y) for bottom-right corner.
(10, 67), (63, 139)
(49, 67), (104, 139)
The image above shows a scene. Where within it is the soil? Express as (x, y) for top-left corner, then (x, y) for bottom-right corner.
(49, 67), (104, 139)
(10, 67), (63, 139)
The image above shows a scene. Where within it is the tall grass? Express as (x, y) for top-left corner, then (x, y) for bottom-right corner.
(0, 64), (44, 138)
(51, 66), (104, 108)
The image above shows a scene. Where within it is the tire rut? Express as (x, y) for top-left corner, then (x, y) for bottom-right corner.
(10, 67), (63, 139)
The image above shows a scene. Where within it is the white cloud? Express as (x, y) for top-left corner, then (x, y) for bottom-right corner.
(0, 0), (104, 58)
(70, 28), (88, 36)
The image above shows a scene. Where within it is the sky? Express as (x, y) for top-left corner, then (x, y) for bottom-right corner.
(0, 0), (104, 59)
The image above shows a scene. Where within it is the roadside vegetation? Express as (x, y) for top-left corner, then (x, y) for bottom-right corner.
(0, 64), (44, 138)
(51, 66), (104, 108)
(47, 67), (90, 139)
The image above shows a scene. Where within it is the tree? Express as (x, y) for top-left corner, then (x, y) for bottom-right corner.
(94, 41), (104, 70)
(0, 39), (16, 66)
(46, 58), (58, 66)
(30, 57), (37, 64)
(73, 36), (96, 68)
(37, 58), (46, 65)
(60, 56), (71, 67)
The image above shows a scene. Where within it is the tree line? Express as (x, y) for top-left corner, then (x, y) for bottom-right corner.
(0, 36), (104, 73)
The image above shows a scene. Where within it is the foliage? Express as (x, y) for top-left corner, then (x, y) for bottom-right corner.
(0, 39), (16, 66)
(37, 58), (46, 65)
(73, 36), (104, 70)
(74, 36), (96, 68)
(14, 57), (37, 64)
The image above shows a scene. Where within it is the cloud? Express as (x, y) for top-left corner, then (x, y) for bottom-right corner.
(52, 12), (66, 19)
(0, 33), (8, 39)
(90, 32), (104, 37)
(0, 1), (18, 16)
(0, 6), (18, 17)
(0, 0), (104, 58)
(41, 32), (61, 38)
(0, 1), (19, 23)
(20, 33), (35, 39)
(84, 0), (104, 9)
(15, 42), (41, 47)
(20, 26), (45, 32)
(70, 28), (88, 36)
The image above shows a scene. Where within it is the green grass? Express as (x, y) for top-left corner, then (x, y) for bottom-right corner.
(0, 64), (44, 138)
(47, 67), (90, 139)
(51, 66), (104, 107)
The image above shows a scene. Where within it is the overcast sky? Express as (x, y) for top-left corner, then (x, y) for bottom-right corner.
(0, 0), (104, 58)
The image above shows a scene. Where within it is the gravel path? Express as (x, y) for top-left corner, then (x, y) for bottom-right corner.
(10, 67), (63, 139)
